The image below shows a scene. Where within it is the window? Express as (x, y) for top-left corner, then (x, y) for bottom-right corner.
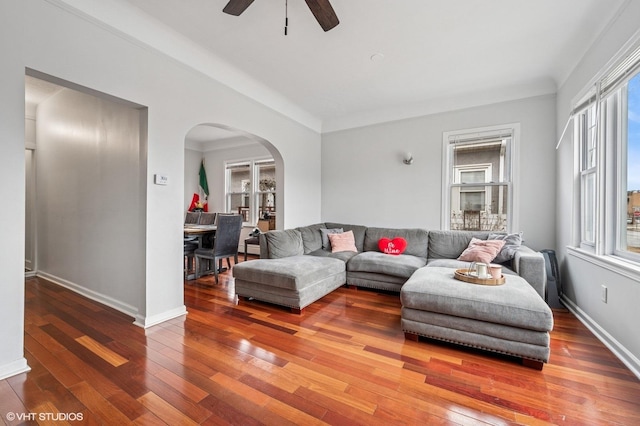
(455, 165), (491, 211)
(225, 158), (276, 224)
(576, 104), (598, 247)
(443, 124), (518, 232)
(255, 159), (276, 219)
(620, 72), (640, 256)
(573, 42), (640, 262)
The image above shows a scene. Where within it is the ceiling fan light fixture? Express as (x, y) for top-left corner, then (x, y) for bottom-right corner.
(223, 0), (339, 32)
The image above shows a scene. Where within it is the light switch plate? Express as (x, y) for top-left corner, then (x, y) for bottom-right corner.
(154, 174), (169, 185)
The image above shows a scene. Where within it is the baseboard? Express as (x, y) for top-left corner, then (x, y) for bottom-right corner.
(0, 358), (31, 381)
(36, 271), (139, 320)
(561, 295), (640, 380)
(133, 306), (188, 329)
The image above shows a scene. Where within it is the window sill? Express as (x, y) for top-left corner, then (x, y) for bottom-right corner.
(567, 246), (640, 281)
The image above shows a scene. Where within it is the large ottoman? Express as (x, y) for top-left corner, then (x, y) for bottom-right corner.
(400, 267), (554, 369)
(233, 256), (346, 314)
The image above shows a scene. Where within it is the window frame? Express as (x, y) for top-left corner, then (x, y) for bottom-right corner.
(576, 103), (599, 249)
(225, 157), (275, 225)
(572, 41), (640, 264)
(442, 123), (520, 232)
(254, 159), (277, 220)
(453, 164), (492, 212)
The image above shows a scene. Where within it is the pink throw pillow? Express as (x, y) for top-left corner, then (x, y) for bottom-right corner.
(328, 231), (358, 253)
(457, 238), (506, 264)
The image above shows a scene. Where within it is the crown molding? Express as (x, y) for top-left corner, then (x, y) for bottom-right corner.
(46, 0), (322, 133)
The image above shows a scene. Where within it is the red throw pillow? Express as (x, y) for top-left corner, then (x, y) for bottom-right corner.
(378, 237), (407, 255)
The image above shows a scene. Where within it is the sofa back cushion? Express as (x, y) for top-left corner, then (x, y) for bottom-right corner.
(428, 230), (493, 259)
(263, 229), (304, 259)
(324, 223), (367, 252)
(364, 227), (428, 258)
(295, 223), (327, 254)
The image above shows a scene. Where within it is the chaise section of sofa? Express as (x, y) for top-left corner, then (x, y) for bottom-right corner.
(425, 230), (547, 299)
(234, 255), (345, 313)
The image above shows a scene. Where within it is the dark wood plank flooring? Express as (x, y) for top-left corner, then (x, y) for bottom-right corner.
(2, 256), (640, 425)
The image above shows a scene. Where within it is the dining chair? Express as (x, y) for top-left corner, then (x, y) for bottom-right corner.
(184, 210), (201, 252)
(184, 210), (201, 224)
(184, 240), (198, 279)
(194, 214), (243, 283)
(198, 212), (217, 225)
(198, 212), (218, 248)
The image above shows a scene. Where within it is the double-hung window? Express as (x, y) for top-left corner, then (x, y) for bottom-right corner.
(577, 104), (598, 248)
(573, 41), (640, 261)
(225, 158), (276, 225)
(443, 124), (519, 232)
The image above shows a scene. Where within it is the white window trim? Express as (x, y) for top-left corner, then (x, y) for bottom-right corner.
(571, 30), (640, 265)
(442, 123), (520, 232)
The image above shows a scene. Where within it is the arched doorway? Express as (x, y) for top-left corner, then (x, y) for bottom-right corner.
(184, 123), (284, 254)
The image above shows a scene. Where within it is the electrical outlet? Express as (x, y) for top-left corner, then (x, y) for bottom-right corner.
(601, 285), (608, 303)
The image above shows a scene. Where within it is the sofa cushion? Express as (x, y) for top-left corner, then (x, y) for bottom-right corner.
(325, 223), (367, 252)
(320, 228), (343, 250)
(328, 231), (358, 253)
(426, 258), (517, 275)
(488, 232), (523, 263)
(307, 249), (359, 262)
(264, 229), (304, 259)
(233, 256), (345, 291)
(400, 267), (553, 332)
(296, 223), (326, 254)
(428, 230), (492, 259)
(457, 238), (505, 264)
(347, 251), (427, 279)
(364, 227), (429, 258)
(378, 237), (407, 255)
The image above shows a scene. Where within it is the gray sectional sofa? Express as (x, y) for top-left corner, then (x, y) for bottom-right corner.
(252, 223), (546, 296)
(232, 222), (553, 367)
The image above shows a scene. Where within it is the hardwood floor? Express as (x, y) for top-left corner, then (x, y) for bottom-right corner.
(3, 257), (640, 425)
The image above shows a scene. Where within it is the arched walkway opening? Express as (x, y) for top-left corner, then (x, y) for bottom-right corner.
(183, 123), (284, 250)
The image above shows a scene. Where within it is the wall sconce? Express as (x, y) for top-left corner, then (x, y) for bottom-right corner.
(403, 152), (414, 165)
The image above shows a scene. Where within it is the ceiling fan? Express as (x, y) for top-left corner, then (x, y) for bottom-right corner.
(223, 0), (339, 32)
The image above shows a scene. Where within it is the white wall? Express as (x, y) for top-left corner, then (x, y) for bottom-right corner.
(0, 0), (30, 381)
(322, 94), (557, 252)
(556, 1), (640, 376)
(0, 0), (321, 378)
(35, 87), (145, 315)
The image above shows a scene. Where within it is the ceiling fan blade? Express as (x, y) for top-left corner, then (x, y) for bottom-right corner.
(304, 0), (339, 31)
(223, 0), (255, 16)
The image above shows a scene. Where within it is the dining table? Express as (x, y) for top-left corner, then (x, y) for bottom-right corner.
(183, 225), (217, 248)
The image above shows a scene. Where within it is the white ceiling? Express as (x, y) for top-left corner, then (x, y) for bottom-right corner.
(115, 0), (625, 133)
